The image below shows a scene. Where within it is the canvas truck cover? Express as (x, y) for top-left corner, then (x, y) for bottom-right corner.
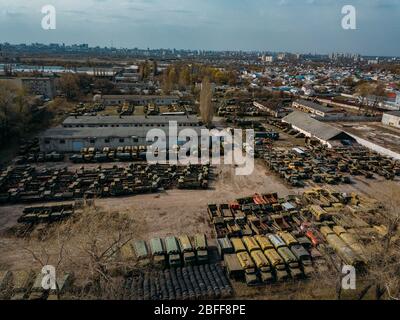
(268, 234), (287, 249)
(277, 246), (298, 264)
(134, 240), (149, 259)
(290, 244), (311, 262)
(250, 250), (270, 269)
(242, 236), (261, 253)
(277, 231), (299, 247)
(254, 235), (274, 251)
(231, 237), (246, 253)
(194, 233), (207, 251)
(150, 237), (165, 256)
(178, 235), (193, 252)
(217, 237), (234, 256)
(224, 253), (243, 274)
(264, 248), (285, 267)
(165, 236), (180, 255)
(237, 251), (256, 271)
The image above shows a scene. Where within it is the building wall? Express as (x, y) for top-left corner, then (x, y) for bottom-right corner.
(63, 122), (201, 129)
(21, 78), (55, 99)
(292, 101), (327, 117)
(40, 136), (145, 153)
(382, 114), (400, 128)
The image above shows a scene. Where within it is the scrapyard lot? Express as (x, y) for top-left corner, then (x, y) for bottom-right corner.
(0, 112), (399, 300)
(0, 155), (399, 299)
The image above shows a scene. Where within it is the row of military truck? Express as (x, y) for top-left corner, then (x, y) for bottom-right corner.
(209, 189), (374, 286)
(0, 164), (210, 205)
(129, 234), (210, 269)
(17, 203), (77, 224)
(71, 145), (213, 164)
(266, 116), (400, 179)
(0, 270), (73, 300)
(262, 145), (399, 187)
(218, 233), (320, 286)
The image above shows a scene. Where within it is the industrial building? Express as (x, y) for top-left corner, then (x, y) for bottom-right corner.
(40, 115), (206, 152)
(382, 111), (400, 129)
(292, 99), (345, 119)
(62, 115), (201, 128)
(20, 77), (55, 99)
(101, 95), (179, 106)
(253, 101), (291, 118)
(0, 77), (55, 99)
(282, 111), (356, 147)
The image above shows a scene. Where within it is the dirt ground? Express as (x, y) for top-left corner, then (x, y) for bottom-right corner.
(0, 151), (399, 301)
(0, 159), (398, 271)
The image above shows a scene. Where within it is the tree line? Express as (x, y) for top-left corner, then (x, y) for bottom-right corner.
(161, 63), (238, 94)
(0, 82), (32, 147)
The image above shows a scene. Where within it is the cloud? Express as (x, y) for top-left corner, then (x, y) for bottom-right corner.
(0, 0), (398, 55)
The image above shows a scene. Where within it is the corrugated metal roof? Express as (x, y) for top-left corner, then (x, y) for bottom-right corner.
(63, 115), (201, 125)
(41, 126), (205, 139)
(101, 95), (178, 100)
(283, 111), (348, 141)
(294, 99), (332, 113)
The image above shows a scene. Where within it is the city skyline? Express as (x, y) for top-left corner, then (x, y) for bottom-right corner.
(1, 0), (399, 56)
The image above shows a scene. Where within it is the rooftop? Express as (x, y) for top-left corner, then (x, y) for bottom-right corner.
(42, 125), (205, 139)
(101, 95), (179, 99)
(63, 115), (201, 126)
(332, 122), (400, 156)
(294, 99), (334, 114)
(283, 111), (349, 141)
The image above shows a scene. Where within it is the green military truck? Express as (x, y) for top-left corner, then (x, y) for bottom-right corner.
(250, 250), (273, 283)
(224, 253), (244, 280)
(264, 248), (289, 281)
(237, 251), (258, 286)
(178, 235), (196, 266)
(290, 245), (314, 277)
(150, 237), (166, 268)
(133, 240), (151, 267)
(277, 246), (303, 279)
(194, 234), (209, 264)
(165, 236), (182, 268)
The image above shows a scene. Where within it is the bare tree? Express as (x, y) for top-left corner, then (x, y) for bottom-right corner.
(23, 203), (144, 299)
(200, 77), (214, 127)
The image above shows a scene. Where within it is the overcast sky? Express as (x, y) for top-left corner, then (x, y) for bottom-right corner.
(1, 0), (399, 56)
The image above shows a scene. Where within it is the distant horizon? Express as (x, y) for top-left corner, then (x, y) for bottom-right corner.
(2, 42), (399, 59)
